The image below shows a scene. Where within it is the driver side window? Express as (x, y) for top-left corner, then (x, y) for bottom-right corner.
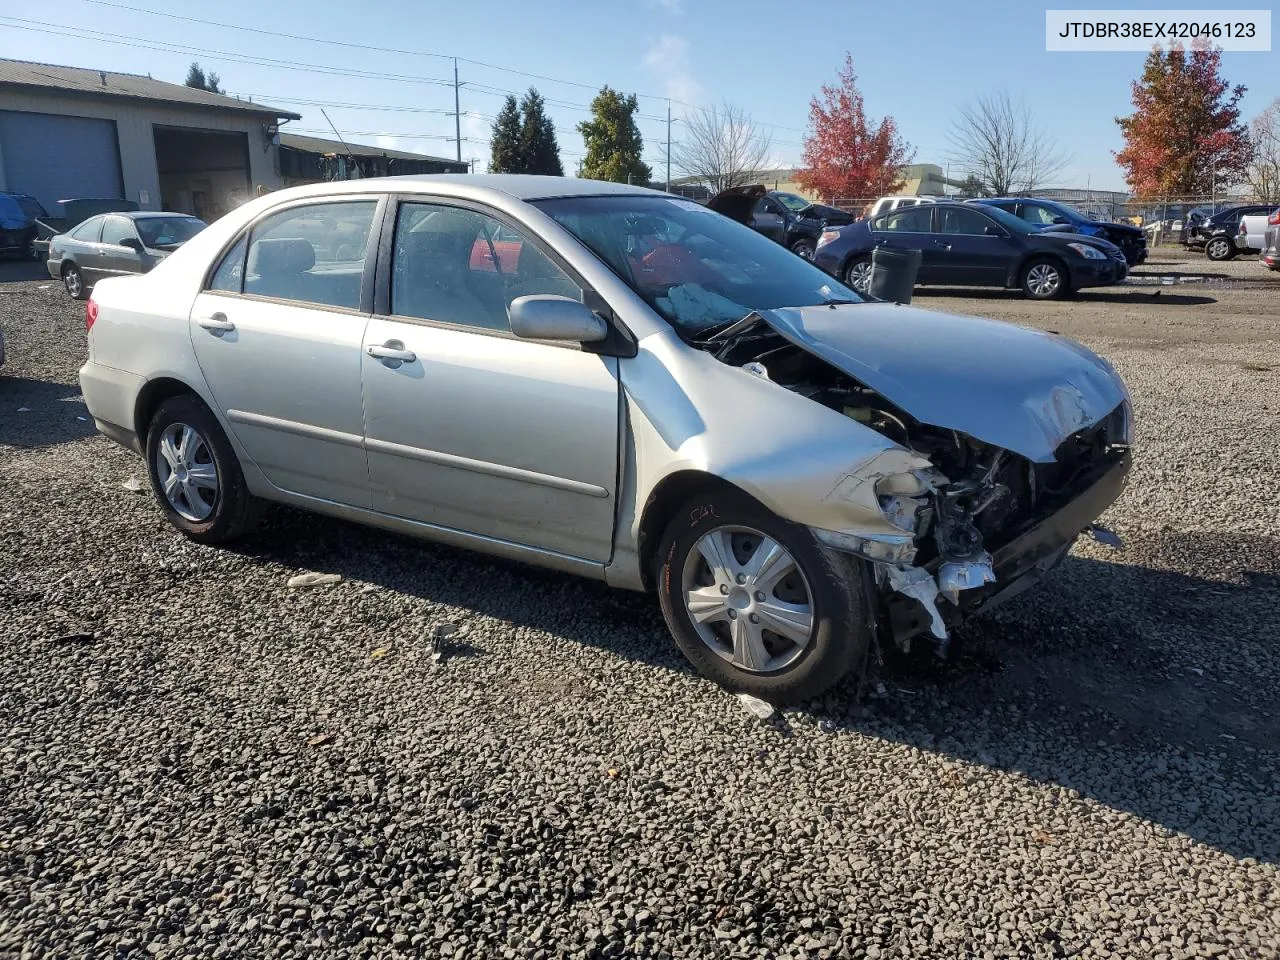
(391, 202), (582, 332)
(1019, 203), (1058, 226)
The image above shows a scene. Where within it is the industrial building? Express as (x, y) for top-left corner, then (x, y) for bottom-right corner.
(0, 58), (468, 222)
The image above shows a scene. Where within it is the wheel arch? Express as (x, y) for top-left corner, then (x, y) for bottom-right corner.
(134, 376), (204, 444)
(636, 470), (749, 591)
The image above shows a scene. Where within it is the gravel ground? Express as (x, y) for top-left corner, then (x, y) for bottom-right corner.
(2, 256), (1278, 959)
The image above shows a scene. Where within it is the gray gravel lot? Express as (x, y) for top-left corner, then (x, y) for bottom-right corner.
(2, 255), (1278, 959)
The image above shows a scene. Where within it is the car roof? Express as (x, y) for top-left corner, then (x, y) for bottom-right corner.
(270, 174), (662, 204)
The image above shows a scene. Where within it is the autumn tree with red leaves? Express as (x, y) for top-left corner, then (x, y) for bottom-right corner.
(796, 54), (912, 202)
(1115, 42), (1251, 198)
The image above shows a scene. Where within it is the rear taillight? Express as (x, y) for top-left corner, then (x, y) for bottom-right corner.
(1269, 209), (1280, 226)
(1238, 220), (1247, 235)
(85, 298), (99, 332)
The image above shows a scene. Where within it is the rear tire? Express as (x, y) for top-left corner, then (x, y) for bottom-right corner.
(1205, 236), (1235, 261)
(655, 487), (870, 704)
(843, 255), (873, 294)
(62, 263), (87, 300)
(145, 394), (263, 544)
(790, 238), (815, 260)
(1021, 257), (1067, 300)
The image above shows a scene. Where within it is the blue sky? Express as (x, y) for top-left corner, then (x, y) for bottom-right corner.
(1, 0), (1274, 191)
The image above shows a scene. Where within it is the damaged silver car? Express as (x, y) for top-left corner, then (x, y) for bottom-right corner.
(78, 176), (1131, 703)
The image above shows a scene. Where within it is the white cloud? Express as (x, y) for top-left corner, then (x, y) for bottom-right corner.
(374, 135), (399, 150)
(644, 33), (703, 104)
(462, 111), (489, 171)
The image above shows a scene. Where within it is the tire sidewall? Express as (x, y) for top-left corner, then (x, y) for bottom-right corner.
(145, 395), (246, 542)
(64, 265), (85, 299)
(655, 487), (866, 703)
(1022, 257), (1065, 299)
(844, 255), (871, 293)
(1206, 237), (1234, 261)
(791, 239), (814, 260)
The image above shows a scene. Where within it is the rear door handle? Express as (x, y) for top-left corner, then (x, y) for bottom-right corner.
(197, 313), (235, 333)
(933, 240), (952, 250)
(366, 342), (417, 365)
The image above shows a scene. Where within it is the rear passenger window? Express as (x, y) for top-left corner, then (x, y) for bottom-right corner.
(70, 217), (103, 242)
(241, 201), (376, 310)
(391, 202), (582, 332)
(208, 235), (248, 293)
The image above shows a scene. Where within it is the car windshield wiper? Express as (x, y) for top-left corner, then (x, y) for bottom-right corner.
(700, 311), (766, 344)
(820, 297), (860, 306)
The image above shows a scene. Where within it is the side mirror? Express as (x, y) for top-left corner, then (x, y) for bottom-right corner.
(984, 225), (1006, 237)
(120, 237), (143, 252)
(509, 295), (608, 344)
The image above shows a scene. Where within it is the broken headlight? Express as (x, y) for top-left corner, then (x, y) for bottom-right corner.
(874, 470), (943, 534)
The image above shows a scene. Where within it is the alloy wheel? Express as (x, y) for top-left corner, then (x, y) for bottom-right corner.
(155, 422), (219, 521)
(846, 259), (873, 293)
(1207, 238), (1230, 259)
(64, 268), (82, 298)
(680, 525), (815, 673)
(1027, 263), (1061, 297)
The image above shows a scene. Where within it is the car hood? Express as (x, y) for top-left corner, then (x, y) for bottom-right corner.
(1036, 231), (1122, 254)
(758, 303), (1128, 463)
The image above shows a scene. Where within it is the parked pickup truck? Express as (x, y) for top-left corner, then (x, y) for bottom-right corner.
(34, 198), (139, 257)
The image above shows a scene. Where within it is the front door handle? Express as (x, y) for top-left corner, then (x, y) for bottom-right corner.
(933, 241), (952, 250)
(198, 313), (235, 333)
(366, 341), (417, 365)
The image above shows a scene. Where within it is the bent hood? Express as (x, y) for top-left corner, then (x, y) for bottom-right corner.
(761, 303), (1129, 463)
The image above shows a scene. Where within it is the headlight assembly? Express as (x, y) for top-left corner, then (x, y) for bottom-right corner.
(1067, 242), (1106, 260)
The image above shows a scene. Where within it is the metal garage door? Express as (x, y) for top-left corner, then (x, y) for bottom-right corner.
(0, 111), (123, 213)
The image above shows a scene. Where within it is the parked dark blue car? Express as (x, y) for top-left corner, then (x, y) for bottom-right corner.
(813, 201), (1127, 300)
(968, 197), (1147, 266)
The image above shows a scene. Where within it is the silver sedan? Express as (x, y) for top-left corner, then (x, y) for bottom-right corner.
(47, 211), (206, 299)
(78, 176), (1132, 702)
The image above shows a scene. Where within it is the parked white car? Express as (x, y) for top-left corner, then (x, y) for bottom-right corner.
(867, 196), (939, 218)
(1236, 207), (1277, 254)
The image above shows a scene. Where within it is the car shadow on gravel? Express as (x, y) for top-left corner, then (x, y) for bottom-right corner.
(823, 533), (1280, 864)
(0, 377), (95, 448)
(227, 507), (693, 676)
(916, 288), (1218, 306)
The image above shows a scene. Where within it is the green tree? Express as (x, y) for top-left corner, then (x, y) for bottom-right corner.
(488, 95), (525, 174)
(578, 86), (651, 184)
(184, 62), (222, 95)
(519, 88), (564, 176)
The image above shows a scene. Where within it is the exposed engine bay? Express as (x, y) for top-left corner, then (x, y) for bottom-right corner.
(698, 315), (1131, 655)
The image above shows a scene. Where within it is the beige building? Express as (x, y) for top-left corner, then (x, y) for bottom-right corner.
(671, 163), (953, 204)
(0, 58), (297, 221)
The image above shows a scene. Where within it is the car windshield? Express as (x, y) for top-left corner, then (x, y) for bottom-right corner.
(16, 197), (46, 219)
(533, 195), (864, 336)
(977, 203), (1036, 235)
(135, 216), (206, 248)
(772, 192), (811, 213)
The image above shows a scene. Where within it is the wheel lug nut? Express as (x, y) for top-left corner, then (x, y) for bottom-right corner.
(735, 574), (746, 585)
(755, 591), (765, 602)
(728, 610), (737, 619)
(748, 614), (759, 624)
(719, 584), (729, 595)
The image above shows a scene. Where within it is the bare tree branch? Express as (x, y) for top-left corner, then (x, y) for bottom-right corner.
(947, 90), (1073, 195)
(672, 101), (773, 194)
(1246, 99), (1280, 202)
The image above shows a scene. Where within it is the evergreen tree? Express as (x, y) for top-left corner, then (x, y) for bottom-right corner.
(519, 88), (564, 176)
(577, 86), (651, 184)
(184, 62), (222, 94)
(488, 96), (525, 173)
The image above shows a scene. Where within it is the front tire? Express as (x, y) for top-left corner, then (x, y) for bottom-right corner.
(145, 394), (263, 544)
(1205, 236), (1235, 261)
(655, 488), (870, 704)
(1021, 257), (1066, 299)
(62, 263), (87, 300)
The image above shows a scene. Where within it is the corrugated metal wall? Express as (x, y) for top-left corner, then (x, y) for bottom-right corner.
(0, 110), (124, 212)
(0, 90), (282, 212)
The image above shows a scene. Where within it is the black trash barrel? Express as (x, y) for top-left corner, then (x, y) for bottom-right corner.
(869, 246), (921, 304)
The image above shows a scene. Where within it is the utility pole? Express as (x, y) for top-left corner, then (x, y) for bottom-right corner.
(454, 58), (462, 163)
(666, 101), (672, 192)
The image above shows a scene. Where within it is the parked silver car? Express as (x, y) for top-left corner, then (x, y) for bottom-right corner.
(47, 211), (206, 299)
(78, 176), (1132, 702)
